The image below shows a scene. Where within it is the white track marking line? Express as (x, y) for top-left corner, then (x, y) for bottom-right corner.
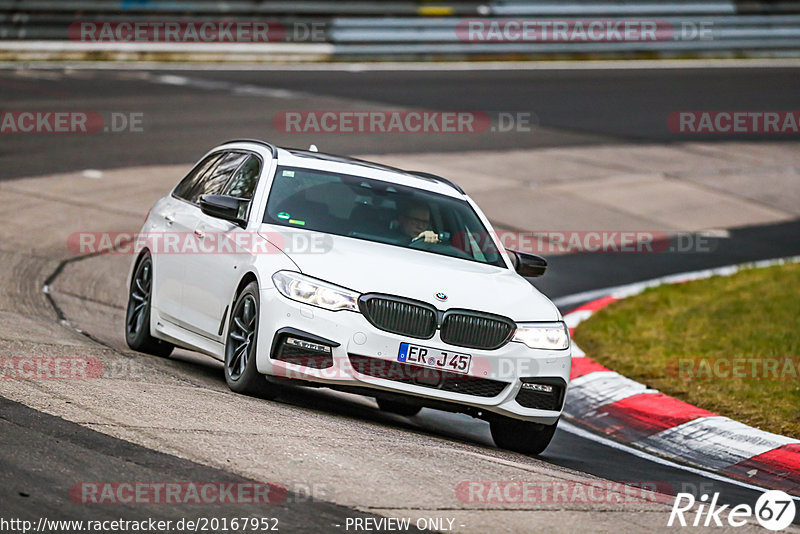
(555, 255), (800, 308)
(82, 169), (103, 179)
(558, 419), (800, 501)
(3, 58), (800, 71)
(639, 417), (800, 472)
(147, 72), (306, 99)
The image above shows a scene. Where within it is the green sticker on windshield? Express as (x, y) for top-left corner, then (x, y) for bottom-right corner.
(282, 170), (295, 177)
(288, 219), (306, 226)
(277, 212), (290, 220)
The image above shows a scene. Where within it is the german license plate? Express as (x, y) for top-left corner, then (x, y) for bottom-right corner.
(397, 342), (472, 374)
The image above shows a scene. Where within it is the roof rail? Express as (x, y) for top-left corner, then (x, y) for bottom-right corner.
(221, 139), (278, 158)
(406, 171), (465, 195)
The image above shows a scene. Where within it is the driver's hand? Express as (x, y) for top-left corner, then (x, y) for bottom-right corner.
(415, 230), (439, 243)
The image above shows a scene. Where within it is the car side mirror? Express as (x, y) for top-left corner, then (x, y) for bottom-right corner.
(507, 249), (547, 277)
(199, 194), (248, 227)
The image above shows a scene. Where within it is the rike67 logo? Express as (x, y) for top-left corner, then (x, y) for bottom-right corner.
(668, 490), (796, 531)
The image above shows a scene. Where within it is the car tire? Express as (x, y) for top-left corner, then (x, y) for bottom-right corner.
(224, 281), (277, 399)
(490, 417), (559, 455)
(125, 251), (174, 358)
(376, 398), (422, 416)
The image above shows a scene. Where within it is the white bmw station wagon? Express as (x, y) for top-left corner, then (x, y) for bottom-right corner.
(126, 139), (571, 454)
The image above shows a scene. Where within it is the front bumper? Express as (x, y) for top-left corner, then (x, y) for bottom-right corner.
(256, 288), (571, 424)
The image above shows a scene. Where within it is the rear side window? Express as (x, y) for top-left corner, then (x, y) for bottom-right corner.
(173, 152), (224, 201)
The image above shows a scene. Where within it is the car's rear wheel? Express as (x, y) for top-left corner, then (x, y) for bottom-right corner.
(224, 281), (276, 399)
(125, 251), (174, 357)
(376, 398), (422, 416)
(490, 417), (558, 455)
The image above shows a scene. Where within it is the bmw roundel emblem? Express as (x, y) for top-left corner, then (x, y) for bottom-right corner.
(435, 292), (448, 301)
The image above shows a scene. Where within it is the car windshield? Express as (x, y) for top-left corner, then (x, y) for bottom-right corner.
(263, 165), (506, 267)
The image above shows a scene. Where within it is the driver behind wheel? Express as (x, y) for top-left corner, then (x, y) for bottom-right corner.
(395, 200), (439, 244)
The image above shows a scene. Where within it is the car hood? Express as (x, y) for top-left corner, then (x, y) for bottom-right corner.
(259, 225), (560, 322)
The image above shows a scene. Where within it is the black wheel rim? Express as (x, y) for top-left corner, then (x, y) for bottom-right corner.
(126, 257), (152, 337)
(226, 294), (257, 381)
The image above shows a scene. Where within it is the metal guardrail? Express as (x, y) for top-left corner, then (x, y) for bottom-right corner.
(330, 14), (800, 37)
(490, 1), (737, 15)
(2, 1), (423, 15)
(1, 0), (799, 58)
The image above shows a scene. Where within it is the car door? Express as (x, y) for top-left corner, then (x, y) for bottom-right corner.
(180, 152), (256, 339)
(150, 151), (224, 324)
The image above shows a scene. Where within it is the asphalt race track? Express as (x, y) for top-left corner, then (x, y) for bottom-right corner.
(2, 65), (800, 179)
(0, 397), (405, 532)
(1, 65), (799, 532)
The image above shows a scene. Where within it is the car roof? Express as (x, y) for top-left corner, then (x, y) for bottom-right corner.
(218, 139), (466, 199)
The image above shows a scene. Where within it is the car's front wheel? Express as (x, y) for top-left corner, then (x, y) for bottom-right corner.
(224, 281), (277, 399)
(125, 251), (174, 357)
(490, 417), (558, 455)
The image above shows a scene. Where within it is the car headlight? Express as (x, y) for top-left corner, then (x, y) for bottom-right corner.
(512, 321), (570, 350)
(272, 271), (360, 312)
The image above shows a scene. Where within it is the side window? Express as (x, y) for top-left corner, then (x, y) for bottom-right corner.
(184, 152), (249, 204)
(223, 155), (262, 200)
(173, 152), (223, 201)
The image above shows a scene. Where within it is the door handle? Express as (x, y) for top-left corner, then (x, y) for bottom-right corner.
(164, 214), (175, 225)
(194, 228), (206, 238)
